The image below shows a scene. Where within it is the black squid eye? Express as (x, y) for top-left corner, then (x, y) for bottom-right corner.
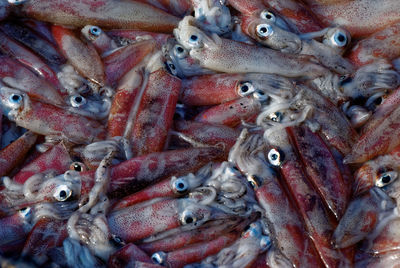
(268, 148), (283, 167)
(376, 171), (398, 188)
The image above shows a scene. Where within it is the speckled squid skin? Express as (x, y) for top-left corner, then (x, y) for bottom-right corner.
(267, 129), (353, 267)
(108, 243), (153, 268)
(52, 25), (105, 86)
(160, 233), (238, 268)
(348, 21), (400, 67)
(0, 131), (37, 177)
(139, 217), (244, 254)
(361, 87), (400, 136)
(22, 218), (68, 264)
(12, 98), (106, 144)
(104, 39), (156, 86)
(255, 171), (321, 267)
(80, 147), (223, 197)
(180, 73), (244, 106)
(0, 55), (64, 106)
(108, 199), (181, 242)
(136, 0), (192, 17)
(194, 97), (261, 127)
(13, 142), (73, 184)
(344, 104), (400, 164)
(288, 126), (350, 220)
(19, 0), (180, 33)
(306, 0), (400, 38)
(0, 211), (31, 254)
(0, 31), (60, 88)
(130, 68), (181, 156)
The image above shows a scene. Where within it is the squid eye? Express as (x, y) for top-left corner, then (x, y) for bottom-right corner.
(165, 60), (178, 76)
(151, 252), (167, 265)
(53, 185), (72, 201)
(70, 95), (87, 107)
(256, 24), (274, 38)
(70, 162), (86, 172)
(180, 210), (197, 225)
(172, 178), (189, 194)
(238, 82), (255, 96)
(173, 45), (187, 59)
(260, 10), (276, 23)
(247, 175), (262, 189)
(268, 148), (283, 167)
(326, 28), (350, 49)
(253, 89), (268, 102)
(187, 34), (202, 48)
(268, 112), (283, 122)
(8, 0), (27, 5)
(260, 236), (272, 251)
(8, 93), (23, 107)
(376, 171), (398, 188)
(19, 207), (32, 219)
(89, 26), (101, 37)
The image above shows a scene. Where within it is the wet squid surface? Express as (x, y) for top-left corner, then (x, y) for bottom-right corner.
(0, 0), (399, 267)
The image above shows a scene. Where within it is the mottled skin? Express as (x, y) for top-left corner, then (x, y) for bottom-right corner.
(0, 210), (32, 254)
(0, 88), (106, 144)
(0, 55), (64, 106)
(0, 131), (37, 177)
(22, 218), (68, 264)
(266, 129), (353, 267)
(130, 68), (181, 156)
(0, 30), (59, 87)
(228, 130), (321, 267)
(108, 243), (152, 268)
(174, 16), (329, 79)
(0, 21), (66, 67)
(344, 104), (400, 164)
(132, 0), (192, 17)
(52, 25), (105, 86)
(107, 29), (171, 48)
(288, 126), (350, 220)
(307, 0), (400, 38)
(19, 0), (180, 33)
(104, 39), (156, 86)
(348, 21), (400, 67)
(79, 147), (224, 197)
(194, 97), (261, 127)
(13, 142), (73, 184)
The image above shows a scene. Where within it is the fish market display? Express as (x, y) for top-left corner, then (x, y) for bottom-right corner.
(0, 0), (399, 267)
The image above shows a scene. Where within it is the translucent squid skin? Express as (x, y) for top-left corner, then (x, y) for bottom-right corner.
(288, 126), (350, 220)
(0, 21), (66, 67)
(348, 21), (400, 67)
(266, 130), (353, 267)
(0, 131), (37, 177)
(361, 86), (400, 136)
(0, 30), (60, 88)
(108, 243), (153, 268)
(21, 218), (68, 264)
(52, 25), (106, 86)
(79, 147), (224, 197)
(0, 88), (106, 145)
(0, 209), (32, 254)
(130, 68), (181, 156)
(13, 142), (73, 184)
(0, 55), (64, 106)
(135, 0), (192, 17)
(17, 0), (180, 33)
(194, 97), (261, 127)
(104, 39), (156, 86)
(107, 29), (172, 49)
(306, 0), (400, 38)
(344, 103), (400, 164)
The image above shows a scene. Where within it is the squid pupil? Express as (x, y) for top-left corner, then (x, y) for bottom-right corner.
(177, 46), (184, 53)
(59, 190), (67, 199)
(190, 35), (198, 41)
(74, 164), (82, 172)
(241, 85), (249, 92)
(75, 96), (83, 103)
(337, 34), (345, 42)
(374, 97), (383, 105)
(11, 95), (20, 101)
(382, 175), (391, 184)
(266, 14), (272, 19)
(270, 153), (278, 161)
(185, 216), (193, 224)
(260, 27), (268, 34)
(177, 182), (185, 190)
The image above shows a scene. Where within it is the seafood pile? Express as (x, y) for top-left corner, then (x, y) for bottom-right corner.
(0, 0), (399, 267)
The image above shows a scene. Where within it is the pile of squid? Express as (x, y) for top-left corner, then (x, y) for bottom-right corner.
(0, 0), (399, 267)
